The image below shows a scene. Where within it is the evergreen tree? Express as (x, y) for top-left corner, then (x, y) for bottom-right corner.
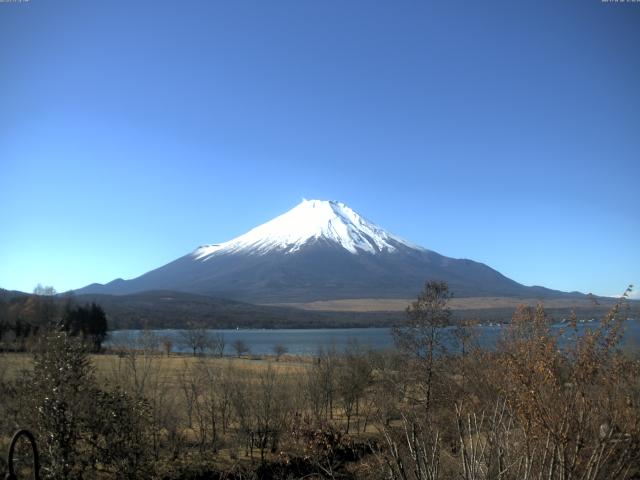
(62, 303), (108, 352)
(31, 331), (95, 479)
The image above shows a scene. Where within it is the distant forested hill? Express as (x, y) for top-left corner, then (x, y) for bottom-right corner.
(2, 287), (636, 331)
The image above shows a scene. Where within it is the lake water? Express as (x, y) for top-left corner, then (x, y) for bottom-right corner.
(107, 318), (640, 356)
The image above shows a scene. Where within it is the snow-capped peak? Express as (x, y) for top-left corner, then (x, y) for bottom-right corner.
(193, 199), (420, 260)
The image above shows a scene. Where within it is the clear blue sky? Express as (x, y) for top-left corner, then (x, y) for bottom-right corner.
(1, 0), (638, 298)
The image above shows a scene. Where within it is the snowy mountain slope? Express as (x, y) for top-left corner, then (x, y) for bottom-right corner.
(75, 200), (579, 303)
(193, 199), (422, 258)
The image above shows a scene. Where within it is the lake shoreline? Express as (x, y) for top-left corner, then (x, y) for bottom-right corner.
(106, 319), (640, 356)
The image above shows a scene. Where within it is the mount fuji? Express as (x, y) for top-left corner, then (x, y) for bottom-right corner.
(75, 199), (576, 303)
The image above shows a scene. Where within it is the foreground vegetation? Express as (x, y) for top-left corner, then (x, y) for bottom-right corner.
(0, 283), (638, 479)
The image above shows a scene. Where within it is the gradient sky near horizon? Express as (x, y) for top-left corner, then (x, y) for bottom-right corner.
(1, 0), (639, 298)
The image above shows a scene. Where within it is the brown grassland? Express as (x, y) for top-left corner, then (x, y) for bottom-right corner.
(271, 296), (626, 312)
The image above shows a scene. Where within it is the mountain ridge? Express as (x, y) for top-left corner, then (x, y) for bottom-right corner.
(75, 199), (585, 303)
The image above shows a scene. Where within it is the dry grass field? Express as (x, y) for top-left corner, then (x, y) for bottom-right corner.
(0, 351), (312, 383)
(1, 349), (363, 476)
(271, 295), (625, 312)
(2, 294), (638, 479)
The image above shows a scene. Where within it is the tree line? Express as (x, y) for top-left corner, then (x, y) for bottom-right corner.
(0, 285), (108, 352)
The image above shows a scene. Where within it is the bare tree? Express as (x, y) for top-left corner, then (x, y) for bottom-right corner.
(393, 281), (452, 417)
(370, 350), (408, 427)
(304, 345), (339, 425)
(336, 341), (373, 433)
(230, 365), (291, 462)
(29, 284), (59, 326)
(107, 330), (160, 399)
(212, 332), (226, 357)
(160, 337), (172, 357)
(180, 324), (212, 357)
(273, 343), (287, 361)
(232, 339), (250, 358)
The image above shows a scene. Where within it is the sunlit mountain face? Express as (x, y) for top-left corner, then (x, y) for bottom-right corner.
(75, 200), (579, 303)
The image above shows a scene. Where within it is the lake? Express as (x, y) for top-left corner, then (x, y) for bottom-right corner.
(107, 318), (640, 356)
